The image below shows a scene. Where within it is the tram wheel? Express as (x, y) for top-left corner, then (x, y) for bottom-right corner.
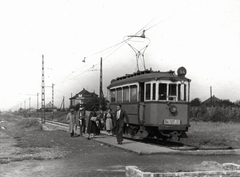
(162, 136), (168, 141)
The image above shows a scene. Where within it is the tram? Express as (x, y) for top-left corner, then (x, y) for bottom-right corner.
(107, 66), (191, 141)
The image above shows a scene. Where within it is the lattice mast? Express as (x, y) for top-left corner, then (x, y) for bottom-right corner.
(41, 55), (45, 123)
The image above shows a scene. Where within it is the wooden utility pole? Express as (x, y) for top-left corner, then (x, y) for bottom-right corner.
(60, 96), (65, 111)
(99, 57), (104, 110)
(99, 57), (103, 98)
(210, 86), (213, 106)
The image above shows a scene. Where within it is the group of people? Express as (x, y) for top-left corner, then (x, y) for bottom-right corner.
(66, 104), (129, 145)
(66, 107), (87, 137)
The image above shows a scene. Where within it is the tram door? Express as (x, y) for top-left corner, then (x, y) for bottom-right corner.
(139, 82), (145, 124)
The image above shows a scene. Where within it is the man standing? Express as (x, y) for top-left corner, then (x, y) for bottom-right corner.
(76, 107), (86, 136)
(113, 104), (129, 144)
(66, 109), (77, 137)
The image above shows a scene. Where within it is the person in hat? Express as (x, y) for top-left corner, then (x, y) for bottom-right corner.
(66, 108), (77, 137)
(76, 107), (86, 136)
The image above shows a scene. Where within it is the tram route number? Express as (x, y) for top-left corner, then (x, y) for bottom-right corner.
(164, 119), (181, 125)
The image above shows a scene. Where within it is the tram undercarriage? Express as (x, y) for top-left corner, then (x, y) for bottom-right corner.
(123, 124), (188, 141)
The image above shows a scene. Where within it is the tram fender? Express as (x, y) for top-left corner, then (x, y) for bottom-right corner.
(179, 131), (188, 138)
(134, 129), (148, 139)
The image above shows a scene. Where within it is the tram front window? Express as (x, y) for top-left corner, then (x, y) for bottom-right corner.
(178, 84), (187, 101)
(169, 84), (177, 101)
(146, 83), (151, 100)
(159, 83), (167, 100)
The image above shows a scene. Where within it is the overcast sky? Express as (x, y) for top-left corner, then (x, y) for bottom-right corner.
(1, 0), (240, 111)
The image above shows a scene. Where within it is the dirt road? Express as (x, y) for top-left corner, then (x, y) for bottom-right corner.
(1, 116), (240, 177)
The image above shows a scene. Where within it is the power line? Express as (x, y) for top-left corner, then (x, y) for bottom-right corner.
(144, 2), (196, 32)
(53, 2), (196, 88)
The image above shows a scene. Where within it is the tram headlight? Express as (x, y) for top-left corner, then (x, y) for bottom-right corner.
(169, 105), (177, 114)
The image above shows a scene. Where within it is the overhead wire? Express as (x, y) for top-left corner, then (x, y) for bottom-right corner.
(144, 1), (195, 32)
(54, 1), (196, 87)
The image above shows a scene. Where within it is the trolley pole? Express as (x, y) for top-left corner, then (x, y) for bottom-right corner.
(41, 55), (45, 123)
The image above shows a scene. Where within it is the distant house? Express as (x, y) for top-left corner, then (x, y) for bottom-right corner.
(27, 107), (37, 113)
(40, 102), (57, 112)
(69, 88), (98, 107)
(201, 95), (221, 106)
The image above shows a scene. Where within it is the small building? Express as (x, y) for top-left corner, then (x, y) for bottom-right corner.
(69, 88), (98, 107)
(201, 95), (221, 106)
(40, 102), (58, 112)
(27, 107), (37, 113)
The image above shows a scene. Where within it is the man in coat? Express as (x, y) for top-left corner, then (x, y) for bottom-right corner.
(113, 104), (129, 144)
(66, 109), (77, 137)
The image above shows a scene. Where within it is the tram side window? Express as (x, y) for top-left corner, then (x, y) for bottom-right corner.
(110, 90), (116, 103)
(130, 85), (137, 102)
(169, 84), (177, 101)
(123, 86), (129, 102)
(117, 88), (122, 103)
(146, 83), (151, 100)
(159, 83), (167, 100)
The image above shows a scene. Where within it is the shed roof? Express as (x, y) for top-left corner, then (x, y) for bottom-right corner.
(69, 88), (98, 100)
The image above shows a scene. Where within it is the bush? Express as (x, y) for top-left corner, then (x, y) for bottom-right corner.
(190, 105), (240, 122)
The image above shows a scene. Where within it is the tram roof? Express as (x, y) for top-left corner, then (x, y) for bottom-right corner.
(107, 69), (191, 89)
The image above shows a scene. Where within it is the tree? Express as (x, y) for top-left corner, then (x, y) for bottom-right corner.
(234, 100), (240, 107)
(190, 98), (201, 107)
(84, 97), (108, 111)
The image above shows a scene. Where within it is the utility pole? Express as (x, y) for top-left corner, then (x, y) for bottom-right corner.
(99, 57), (103, 98)
(60, 96), (65, 111)
(52, 83), (54, 120)
(99, 57), (104, 111)
(37, 93), (39, 117)
(41, 55), (45, 123)
(29, 97), (31, 117)
(29, 97), (31, 109)
(210, 86), (212, 106)
(25, 93), (39, 117)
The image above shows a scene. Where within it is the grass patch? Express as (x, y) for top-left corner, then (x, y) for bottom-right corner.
(16, 118), (42, 130)
(182, 121), (240, 148)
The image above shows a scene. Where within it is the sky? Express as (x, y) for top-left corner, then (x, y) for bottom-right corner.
(1, 0), (240, 111)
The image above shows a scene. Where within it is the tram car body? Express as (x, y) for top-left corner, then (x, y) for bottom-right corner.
(107, 67), (191, 141)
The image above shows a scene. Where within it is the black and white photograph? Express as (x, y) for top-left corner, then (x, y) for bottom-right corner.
(1, 0), (240, 176)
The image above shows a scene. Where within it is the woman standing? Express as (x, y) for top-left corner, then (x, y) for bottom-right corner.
(87, 110), (97, 139)
(105, 108), (113, 135)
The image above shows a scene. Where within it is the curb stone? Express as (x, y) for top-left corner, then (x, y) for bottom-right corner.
(125, 164), (240, 177)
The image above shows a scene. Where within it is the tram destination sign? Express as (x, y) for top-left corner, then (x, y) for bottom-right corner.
(164, 119), (181, 125)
